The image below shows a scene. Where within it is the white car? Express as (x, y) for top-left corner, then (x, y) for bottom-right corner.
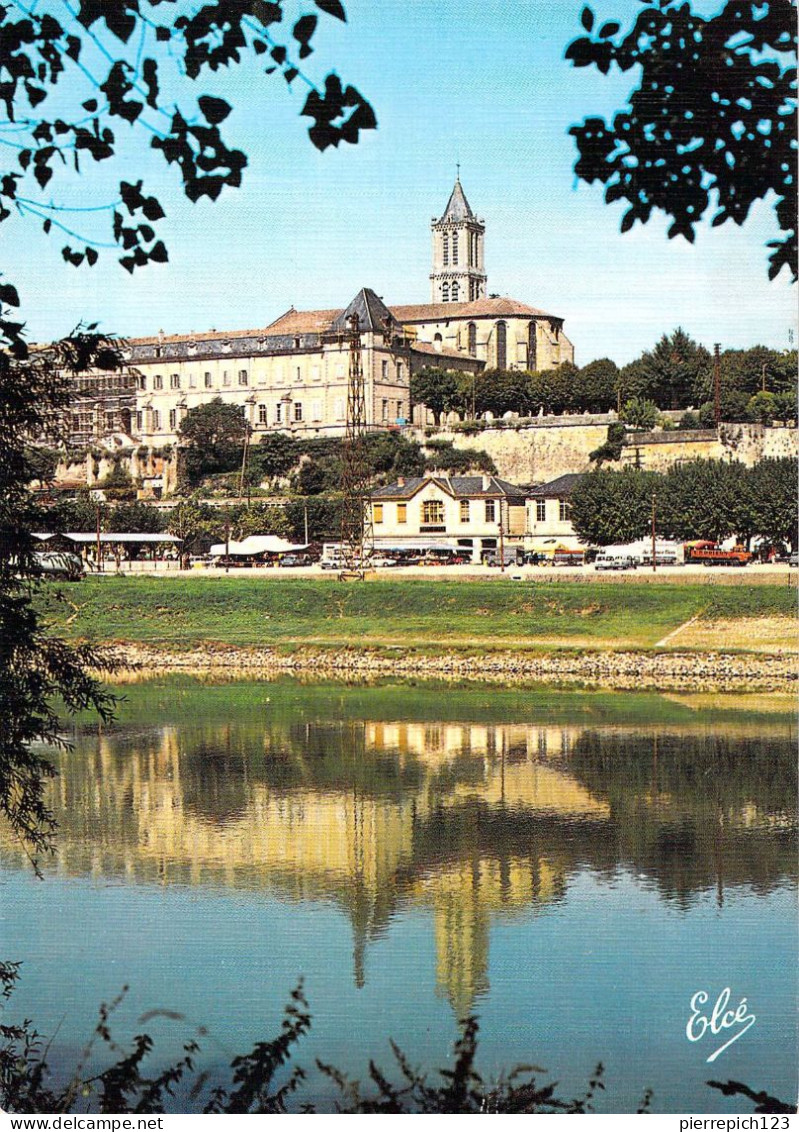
(594, 554), (637, 572)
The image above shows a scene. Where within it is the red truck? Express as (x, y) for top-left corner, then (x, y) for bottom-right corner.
(683, 541), (752, 567)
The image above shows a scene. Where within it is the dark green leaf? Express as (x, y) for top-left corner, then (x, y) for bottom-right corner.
(315, 0), (347, 21)
(198, 95), (232, 125)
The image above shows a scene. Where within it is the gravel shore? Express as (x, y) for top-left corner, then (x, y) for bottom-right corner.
(97, 643), (798, 692)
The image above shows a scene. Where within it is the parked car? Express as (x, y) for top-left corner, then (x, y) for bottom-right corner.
(789, 552), (798, 568)
(595, 554), (637, 572)
(279, 554), (311, 567)
(371, 556), (399, 568)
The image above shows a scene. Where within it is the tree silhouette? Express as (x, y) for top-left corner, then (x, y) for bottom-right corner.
(0, 1), (375, 278)
(566, 0), (797, 282)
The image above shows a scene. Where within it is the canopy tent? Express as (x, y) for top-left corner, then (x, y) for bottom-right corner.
(209, 536), (309, 557)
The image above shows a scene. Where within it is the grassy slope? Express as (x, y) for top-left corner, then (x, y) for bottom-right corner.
(38, 576), (797, 652)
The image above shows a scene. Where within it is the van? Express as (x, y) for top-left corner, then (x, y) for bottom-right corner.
(594, 553), (637, 572)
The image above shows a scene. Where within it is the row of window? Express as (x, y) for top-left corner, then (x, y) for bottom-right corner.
(441, 281), (461, 302)
(146, 335), (315, 361)
(138, 396), (404, 433)
(372, 498), (571, 525)
(139, 359), (406, 392)
(534, 499), (571, 522)
(442, 231), (480, 269)
(373, 500), (499, 526)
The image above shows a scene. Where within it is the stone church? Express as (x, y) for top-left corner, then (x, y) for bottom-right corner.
(69, 178), (574, 445)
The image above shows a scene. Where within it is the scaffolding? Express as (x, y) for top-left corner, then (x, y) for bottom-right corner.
(339, 313), (374, 579)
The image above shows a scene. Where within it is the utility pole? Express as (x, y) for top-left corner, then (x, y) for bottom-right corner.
(238, 422), (251, 502)
(95, 502), (102, 573)
(224, 516), (230, 575)
(713, 343), (722, 426)
(303, 503), (309, 546)
(761, 362), (768, 394)
(651, 491), (657, 574)
(498, 498), (505, 574)
(339, 313), (374, 580)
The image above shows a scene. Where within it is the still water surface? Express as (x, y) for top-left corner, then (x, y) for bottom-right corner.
(3, 679), (796, 1113)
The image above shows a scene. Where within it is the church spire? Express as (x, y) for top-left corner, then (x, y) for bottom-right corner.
(430, 174), (486, 303)
(439, 174), (475, 223)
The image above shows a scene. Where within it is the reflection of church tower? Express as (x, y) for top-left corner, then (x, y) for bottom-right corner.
(431, 865), (491, 1018)
(430, 175), (486, 303)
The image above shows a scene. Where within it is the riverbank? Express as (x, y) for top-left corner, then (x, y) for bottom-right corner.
(97, 642), (796, 692)
(39, 576), (797, 690)
(40, 576), (797, 652)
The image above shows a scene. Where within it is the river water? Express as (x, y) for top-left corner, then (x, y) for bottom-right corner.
(2, 679), (796, 1113)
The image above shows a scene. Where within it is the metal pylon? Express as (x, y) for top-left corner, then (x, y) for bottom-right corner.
(339, 313), (373, 579)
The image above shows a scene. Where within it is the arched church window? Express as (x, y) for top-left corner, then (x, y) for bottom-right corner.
(451, 281), (460, 301)
(496, 321), (507, 370)
(443, 233), (449, 266)
(452, 232), (459, 265)
(468, 322), (477, 355)
(442, 282), (449, 302)
(528, 323), (538, 372)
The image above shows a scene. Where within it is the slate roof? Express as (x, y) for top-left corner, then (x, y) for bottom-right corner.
(438, 177), (475, 223)
(527, 474), (586, 499)
(372, 474), (526, 503)
(329, 288), (401, 335)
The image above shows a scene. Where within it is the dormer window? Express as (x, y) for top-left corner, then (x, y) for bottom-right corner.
(294, 337), (301, 350)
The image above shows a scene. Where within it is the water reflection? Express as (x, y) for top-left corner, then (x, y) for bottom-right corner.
(3, 693), (795, 1021)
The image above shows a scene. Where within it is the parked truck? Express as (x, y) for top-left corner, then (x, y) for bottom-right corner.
(683, 541), (752, 567)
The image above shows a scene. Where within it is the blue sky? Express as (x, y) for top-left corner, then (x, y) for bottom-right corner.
(6, 0), (797, 363)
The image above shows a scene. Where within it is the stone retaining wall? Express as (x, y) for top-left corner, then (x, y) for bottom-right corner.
(99, 643), (797, 693)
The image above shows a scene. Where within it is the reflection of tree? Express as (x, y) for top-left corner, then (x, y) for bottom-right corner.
(567, 730), (797, 906)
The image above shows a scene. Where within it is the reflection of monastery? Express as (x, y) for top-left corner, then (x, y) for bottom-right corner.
(17, 716), (795, 1019)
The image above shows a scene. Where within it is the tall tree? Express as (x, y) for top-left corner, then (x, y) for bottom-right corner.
(178, 397), (248, 483)
(570, 467), (658, 545)
(634, 329), (711, 409)
(748, 457), (799, 549)
(0, 311), (116, 865)
(659, 459), (754, 543)
(575, 358), (618, 413)
(410, 368), (460, 425)
(567, 0), (797, 281)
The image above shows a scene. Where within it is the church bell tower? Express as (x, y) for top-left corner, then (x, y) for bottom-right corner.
(430, 174), (486, 303)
